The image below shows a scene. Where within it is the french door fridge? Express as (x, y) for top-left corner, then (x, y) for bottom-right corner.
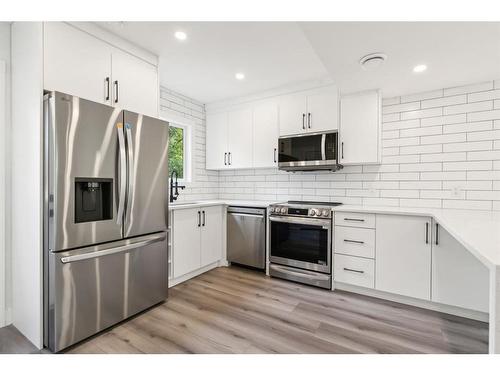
(43, 92), (169, 352)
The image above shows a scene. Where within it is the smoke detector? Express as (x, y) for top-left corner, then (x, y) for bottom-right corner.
(359, 53), (387, 71)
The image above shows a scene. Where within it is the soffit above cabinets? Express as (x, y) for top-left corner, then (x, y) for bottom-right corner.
(97, 21), (500, 103)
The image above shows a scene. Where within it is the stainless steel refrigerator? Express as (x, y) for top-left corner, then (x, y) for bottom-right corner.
(43, 92), (169, 352)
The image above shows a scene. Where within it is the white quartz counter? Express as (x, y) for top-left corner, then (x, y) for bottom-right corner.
(169, 199), (275, 211)
(334, 205), (500, 269)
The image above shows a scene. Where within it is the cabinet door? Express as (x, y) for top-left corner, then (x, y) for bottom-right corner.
(279, 92), (306, 136)
(376, 214), (432, 300)
(253, 101), (279, 168)
(44, 22), (112, 104)
(305, 86), (339, 133)
(227, 107), (253, 169)
(200, 206), (223, 267)
(111, 49), (158, 117)
(206, 112), (228, 169)
(432, 223), (489, 312)
(172, 208), (201, 278)
(340, 91), (380, 165)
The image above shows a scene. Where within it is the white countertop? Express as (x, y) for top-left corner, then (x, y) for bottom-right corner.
(169, 199), (500, 269)
(334, 205), (500, 269)
(169, 199), (275, 210)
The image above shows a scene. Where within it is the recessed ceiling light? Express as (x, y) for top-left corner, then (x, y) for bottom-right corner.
(174, 31), (187, 41)
(359, 53), (387, 71)
(413, 64), (427, 73)
(235, 73), (245, 80)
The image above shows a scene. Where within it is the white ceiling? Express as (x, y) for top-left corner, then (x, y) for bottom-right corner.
(98, 22), (500, 103)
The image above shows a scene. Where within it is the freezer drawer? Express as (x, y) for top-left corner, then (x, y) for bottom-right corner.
(227, 207), (266, 269)
(46, 232), (167, 352)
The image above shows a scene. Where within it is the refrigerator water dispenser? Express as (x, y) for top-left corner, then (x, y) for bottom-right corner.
(75, 178), (113, 223)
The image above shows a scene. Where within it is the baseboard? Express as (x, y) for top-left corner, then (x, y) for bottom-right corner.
(334, 281), (489, 322)
(168, 261), (222, 287)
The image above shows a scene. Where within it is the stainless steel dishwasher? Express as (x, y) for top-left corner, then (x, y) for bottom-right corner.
(227, 206), (266, 270)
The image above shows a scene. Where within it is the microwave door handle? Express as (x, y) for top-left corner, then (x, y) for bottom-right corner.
(125, 123), (134, 223)
(321, 133), (326, 161)
(116, 123), (127, 224)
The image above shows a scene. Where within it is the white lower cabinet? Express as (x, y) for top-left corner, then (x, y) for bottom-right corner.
(172, 206), (223, 279)
(375, 214), (432, 300)
(431, 222), (489, 312)
(334, 254), (375, 288)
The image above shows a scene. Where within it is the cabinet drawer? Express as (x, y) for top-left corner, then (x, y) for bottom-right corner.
(334, 226), (375, 259)
(334, 254), (375, 289)
(335, 212), (375, 229)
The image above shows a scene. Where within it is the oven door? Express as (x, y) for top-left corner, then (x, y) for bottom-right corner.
(269, 215), (331, 273)
(278, 132), (337, 170)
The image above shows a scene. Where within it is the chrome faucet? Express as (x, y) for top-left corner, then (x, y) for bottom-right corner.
(169, 170), (185, 203)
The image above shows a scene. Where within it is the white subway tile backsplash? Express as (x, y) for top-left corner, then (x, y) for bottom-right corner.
(400, 107), (443, 120)
(218, 79), (500, 210)
(400, 89), (443, 104)
(468, 90), (500, 103)
(421, 94), (466, 109)
(444, 81), (494, 96)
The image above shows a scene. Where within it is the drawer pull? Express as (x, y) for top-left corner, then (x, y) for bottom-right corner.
(344, 218), (365, 222)
(343, 267), (364, 274)
(343, 239), (365, 244)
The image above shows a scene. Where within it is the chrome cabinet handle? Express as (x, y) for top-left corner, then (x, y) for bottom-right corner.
(425, 222), (429, 244)
(435, 223), (439, 245)
(343, 267), (364, 274)
(308, 112), (311, 128)
(344, 218), (364, 222)
(105, 77), (110, 101)
(344, 239), (365, 244)
(274, 148), (277, 163)
(197, 211), (201, 227)
(116, 124), (127, 224)
(224, 152), (227, 165)
(202, 211), (206, 226)
(302, 113), (306, 130)
(114, 80), (119, 103)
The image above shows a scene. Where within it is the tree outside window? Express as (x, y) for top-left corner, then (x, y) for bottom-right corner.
(168, 125), (184, 179)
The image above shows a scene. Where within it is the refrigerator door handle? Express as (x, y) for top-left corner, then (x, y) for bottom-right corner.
(116, 123), (127, 224)
(125, 122), (134, 223)
(60, 232), (166, 264)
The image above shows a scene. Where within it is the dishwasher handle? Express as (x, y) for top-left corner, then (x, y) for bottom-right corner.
(229, 212), (265, 219)
(227, 206), (266, 216)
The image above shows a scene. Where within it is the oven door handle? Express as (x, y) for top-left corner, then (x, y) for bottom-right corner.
(269, 215), (331, 229)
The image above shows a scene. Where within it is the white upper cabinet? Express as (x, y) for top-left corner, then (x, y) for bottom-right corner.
(431, 222), (489, 312)
(43, 22), (159, 117)
(339, 90), (381, 165)
(279, 85), (339, 137)
(305, 86), (339, 133)
(375, 214), (432, 301)
(111, 49), (158, 117)
(206, 112), (228, 170)
(227, 107), (253, 169)
(253, 101), (279, 168)
(44, 22), (112, 105)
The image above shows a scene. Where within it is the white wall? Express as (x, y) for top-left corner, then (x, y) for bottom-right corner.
(219, 79), (500, 210)
(0, 22), (11, 328)
(11, 22), (43, 348)
(160, 86), (219, 201)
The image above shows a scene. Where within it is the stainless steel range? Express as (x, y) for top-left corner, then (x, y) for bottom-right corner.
(268, 201), (342, 289)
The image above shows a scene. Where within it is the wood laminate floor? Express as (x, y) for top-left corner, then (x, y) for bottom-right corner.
(64, 266), (488, 354)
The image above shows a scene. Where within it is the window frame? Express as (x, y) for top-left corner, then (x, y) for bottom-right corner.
(162, 116), (193, 184)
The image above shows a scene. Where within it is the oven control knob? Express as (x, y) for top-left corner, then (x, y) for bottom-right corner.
(322, 209), (330, 217)
(310, 209), (317, 216)
(269, 207), (274, 213)
(280, 207), (287, 214)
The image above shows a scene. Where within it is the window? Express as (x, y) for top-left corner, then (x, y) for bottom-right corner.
(168, 123), (191, 182)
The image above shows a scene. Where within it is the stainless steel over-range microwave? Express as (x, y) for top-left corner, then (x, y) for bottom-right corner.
(278, 131), (343, 172)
